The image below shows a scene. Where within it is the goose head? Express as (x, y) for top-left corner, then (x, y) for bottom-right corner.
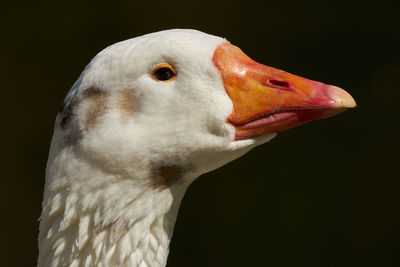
(54, 29), (355, 184)
(41, 29), (355, 266)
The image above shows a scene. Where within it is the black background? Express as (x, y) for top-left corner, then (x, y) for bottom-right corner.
(2, 0), (399, 266)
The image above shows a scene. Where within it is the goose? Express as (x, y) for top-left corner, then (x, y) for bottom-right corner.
(38, 29), (356, 267)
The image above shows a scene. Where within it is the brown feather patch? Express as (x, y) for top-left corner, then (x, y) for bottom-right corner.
(116, 90), (137, 116)
(150, 164), (184, 190)
(82, 87), (109, 131)
(57, 87), (109, 147)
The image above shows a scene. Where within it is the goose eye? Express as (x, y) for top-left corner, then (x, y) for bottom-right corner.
(152, 64), (177, 81)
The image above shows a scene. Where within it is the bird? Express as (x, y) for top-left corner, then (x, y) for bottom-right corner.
(38, 29), (356, 267)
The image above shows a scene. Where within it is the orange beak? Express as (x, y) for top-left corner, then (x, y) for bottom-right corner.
(213, 43), (356, 140)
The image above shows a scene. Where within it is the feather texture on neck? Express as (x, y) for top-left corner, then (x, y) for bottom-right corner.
(38, 143), (189, 267)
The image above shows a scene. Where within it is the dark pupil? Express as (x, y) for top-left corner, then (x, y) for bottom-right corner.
(154, 67), (174, 80)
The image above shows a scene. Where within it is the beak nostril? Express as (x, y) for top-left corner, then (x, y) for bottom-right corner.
(269, 80), (290, 89)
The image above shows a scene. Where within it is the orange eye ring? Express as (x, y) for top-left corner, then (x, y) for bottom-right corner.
(152, 64), (177, 82)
